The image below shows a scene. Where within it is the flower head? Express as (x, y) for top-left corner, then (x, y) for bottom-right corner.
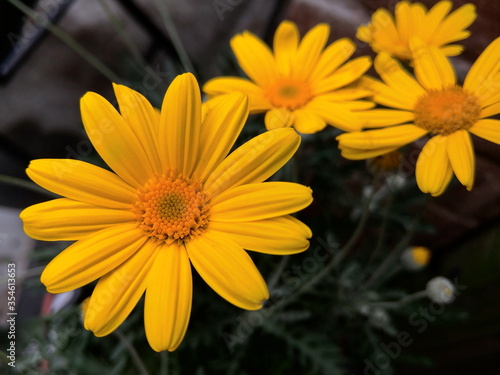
(203, 20), (372, 133)
(426, 276), (456, 304)
(337, 37), (500, 196)
(357, 1), (476, 60)
(20, 73), (313, 351)
(401, 246), (431, 271)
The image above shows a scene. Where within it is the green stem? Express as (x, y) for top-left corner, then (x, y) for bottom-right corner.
(152, 0), (195, 74)
(365, 290), (427, 309)
(7, 0), (121, 83)
(113, 330), (150, 375)
(0, 174), (57, 197)
(160, 351), (169, 375)
(267, 255), (289, 292)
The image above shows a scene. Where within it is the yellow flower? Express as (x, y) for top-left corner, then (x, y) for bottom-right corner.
(203, 20), (372, 133)
(20, 73), (313, 351)
(357, 1), (476, 60)
(337, 37), (500, 196)
(401, 246), (431, 270)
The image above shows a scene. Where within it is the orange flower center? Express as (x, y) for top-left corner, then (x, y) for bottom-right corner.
(265, 79), (311, 109)
(414, 86), (481, 135)
(133, 172), (210, 244)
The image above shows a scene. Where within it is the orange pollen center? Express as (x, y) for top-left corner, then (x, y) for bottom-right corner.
(265, 79), (311, 109)
(413, 85), (481, 136)
(133, 173), (210, 244)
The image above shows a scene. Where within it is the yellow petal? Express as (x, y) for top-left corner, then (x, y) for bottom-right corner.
(359, 76), (415, 110)
(186, 232), (269, 310)
(80, 92), (153, 187)
(195, 93), (249, 181)
(41, 224), (147, 293)
(358, 109), (415, 128)
(304, 99), (362, 132)
(20, 198), (135, 241)
(429, 3), (476, 45)
(145, 243), (192, 352)
(160, 73), (202, 176)
(395, 1), (412, 44)
(318, 86), (372, 101)
(113, 84), (163, 175)
(469, 119), (500, 145)
(264, 107), (294, 130)
(339, 144), (400, 160)
(439, 44), (464, 57)
(419, 1), (452, 41)
(230, 31), (277, 87)
(312, 56), (372, 95)
(309, 38), (356, 82)
(210, 182), (312, 222)
(447, 130), (475, 190)
(336, 125), (427, 149)
(410, 38), (456, 89)
(209, 215), (311, 254)
(415, 135), (454, 196)
(464, 37), (500, 100)
(273, 21), (299, 76)
(203, 77), (271, 111)
(481, 101), (500, 119)
(26, 159), (136, 209)
(294, 23), (330, 79)
(373, 52), (425, 103)
(85, 240), (159, 336)
(205, 128), (300, 197)
(293, 108), (326, 134)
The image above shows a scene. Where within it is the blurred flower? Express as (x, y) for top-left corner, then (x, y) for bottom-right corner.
(337, 37), (500, 196)
(366, 149), (402, 176)
(20, 73), (313, 352)
(401, 246), (431, 271)
(426, 276), (456, 304)
(203, 20), (372, 133)
(357, 1), (476, 61)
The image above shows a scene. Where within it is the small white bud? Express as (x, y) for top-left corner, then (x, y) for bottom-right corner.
(426, 277), (456, 304)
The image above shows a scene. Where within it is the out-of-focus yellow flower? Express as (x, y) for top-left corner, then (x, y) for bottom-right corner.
(204, 20), (372, 133)
(401, 246), (431, 270)
(357, 1), (476, 60)
(337, 37), (500, 196)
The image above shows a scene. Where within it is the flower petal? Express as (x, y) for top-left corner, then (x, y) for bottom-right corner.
(210, 182), (312, 222)
(203, 77), (271, 112)
(231, 31), (277, 87)
(273, 21), (299, 76)
(113, 84), (163, 175)
(415, 135), (453, 196)
(309, 38), (356, 82)
(469, 119), (500, 145)
(336, 125), (428, 149)
(145, 243), (192, 352)
(41, 224), (147, 294)
(429, 3), (476, 45)
(304, 99), (362, 132)
(26, 159), (136, 209)
(204, 128), (300, 197)
(410, 37), (456, 89)
(358, 109), (415, 128)
(195, 93), (249, 181)
(186, 232), (269, 310)
(464, 37), (500, 100)
(447, 130), (475, 190)
(80, 92), (154, 187)
(85, 240), (159, 336)
(264, 107), (294, 130)
(209, 215), (311, 254)
(294, 23), (330, 79)
(20, 198), (135, 241)
(359, 76), (415, 110)
(418, 1), (452, 41)
(339, 144), (400, 160)
(293, 108), (326, 134)
(160, 73), (202, 177)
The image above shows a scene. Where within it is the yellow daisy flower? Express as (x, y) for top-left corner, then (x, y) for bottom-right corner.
(20, 73), (313, 351)
(357, 1), (476, 60)
(203, 20), (372, 133)
(337, 37), (500, 196)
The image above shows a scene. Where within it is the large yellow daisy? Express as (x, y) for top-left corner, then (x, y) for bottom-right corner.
(357, 1), (476, 61)
(203, 20), (372, 134)
(337, 37), (500, 196)
(20, 73), (313, 351)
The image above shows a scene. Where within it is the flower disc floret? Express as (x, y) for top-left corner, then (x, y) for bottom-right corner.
(134, 172), (209, 244)
(414, 86), (481, 135)
(265, 79), (312, 109)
